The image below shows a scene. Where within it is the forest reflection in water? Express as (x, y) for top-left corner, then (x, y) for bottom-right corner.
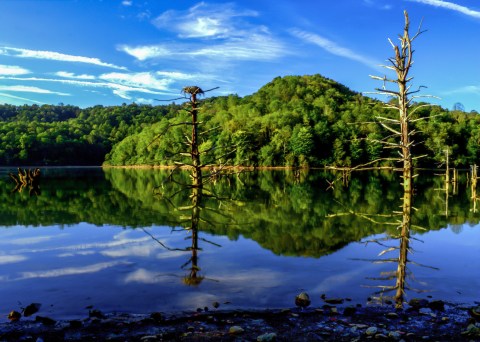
(0, 167), (479, 319)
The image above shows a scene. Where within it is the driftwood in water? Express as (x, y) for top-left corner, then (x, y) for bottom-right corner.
(9, 168), (41, 195)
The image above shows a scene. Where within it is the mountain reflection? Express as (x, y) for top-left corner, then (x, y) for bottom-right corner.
(0, 168), (479, 260)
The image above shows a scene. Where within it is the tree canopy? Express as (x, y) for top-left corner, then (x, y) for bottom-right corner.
(1, 74), (479, 168)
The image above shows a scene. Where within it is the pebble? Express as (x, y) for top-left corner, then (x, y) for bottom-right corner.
(229, 326), (244, 335)
(386, 312), (399, 319)
(257, 332), (277, 341)
(388, 331), (401, 340)
(374, 333), (388, 339)
(419, 308), (432, 315)
(366, 327), (378, 335)
(324, 298), (344, 305)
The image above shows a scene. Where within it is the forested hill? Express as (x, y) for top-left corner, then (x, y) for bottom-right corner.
(1, 74), (479, 167)
(105, 74), (480, 168)
(0, 102), (181, 165)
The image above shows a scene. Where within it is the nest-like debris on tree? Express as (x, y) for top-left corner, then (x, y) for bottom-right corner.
(182, 86), (204, 95)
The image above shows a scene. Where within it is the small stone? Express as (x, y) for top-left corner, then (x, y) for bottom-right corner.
(324, 298), (344, 305)
(150, 312), (163, 322)
(419, 307), (432, 314)
(353, 324), (368, 329)
(408, 298), (428, 309)
(386, 312), (399, 319)
(257, 332), (277, 341)
(374, 334), (388, 339)
(428, 300), (445, 311)
(7, 310), (21, 322)
(89, 309), (105, 319)
(343, 306), (356, 316)
(388, 331), (401, 340)
(23, 303), (41, 317)
(69, 320), (83, 328)
(330, 307), (338, 314)
(366, 327), (378, 335)
(440, 316), (450, 323)
(140, 336), (159, 341)
(212, 301), (220, 309)
(295, 292), (311, 308)
(35, 315), (56, 326)
(203, 306), (209, 312)
(229, 326), (244, 335)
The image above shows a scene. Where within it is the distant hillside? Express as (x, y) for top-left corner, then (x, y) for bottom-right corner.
(1, 74), (479, 167)
(105, 74), (480, 168)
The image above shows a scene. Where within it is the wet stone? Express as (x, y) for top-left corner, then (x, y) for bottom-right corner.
(428, 300), (445, 311)
(366, 327), (378, 335)
(257, 332), (277, 341)
(386, 312), (399, 319)
(229, 325), (244, 335)
(343, 306), (356, 316)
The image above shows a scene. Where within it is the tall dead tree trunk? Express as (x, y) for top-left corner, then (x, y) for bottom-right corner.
(369, 11), (427, 308)
(182, 86), (204, 191)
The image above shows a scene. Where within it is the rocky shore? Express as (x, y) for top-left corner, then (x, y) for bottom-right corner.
(1, 299), (479, 341)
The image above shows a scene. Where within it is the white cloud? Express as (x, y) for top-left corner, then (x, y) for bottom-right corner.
(119, 33), (285, 62)
(122, 0), (132, 6)
(290, 29), (380, 68)
(443, 85), (480, 95)
(153, 2), (258, 39)
(407, 0), (480, 18)
(0, 92), (45, 104)
(0, 254), (27, 265)
(0, 64), (30, 75)
(0, 46), (127, 70)
(0, 85), (70, 96)
(55, 71), (96, 80)
(0, 76), (174, 100)
(18, 261), (130, 280)
(363, 0), (393, 10)
(99, 71), (173, 91)
(118, 45), (170, 61)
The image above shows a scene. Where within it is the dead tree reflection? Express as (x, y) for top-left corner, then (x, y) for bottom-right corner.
(9, 168), (41, 196)
(143, 86), (244, 285)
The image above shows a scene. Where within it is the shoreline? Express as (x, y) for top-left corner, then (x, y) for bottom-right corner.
(1, 300), (479, 341)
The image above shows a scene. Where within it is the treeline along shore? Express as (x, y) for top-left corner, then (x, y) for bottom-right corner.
(1, 74), (479, 168)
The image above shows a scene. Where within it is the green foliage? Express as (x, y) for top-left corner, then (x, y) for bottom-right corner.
(1, 74), (479, 168)
(1, 168), (478, 258)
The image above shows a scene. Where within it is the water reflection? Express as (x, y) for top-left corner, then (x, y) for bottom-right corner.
(0, 168), (479, 317)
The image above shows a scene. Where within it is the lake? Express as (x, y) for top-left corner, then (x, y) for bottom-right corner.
(0, 167), (478, 321)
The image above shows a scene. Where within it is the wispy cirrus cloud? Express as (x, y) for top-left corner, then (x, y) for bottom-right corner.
(0, 92), (44, 104)
(290, 29), (380, 68)
(0, 85), (70, 96)
(55, 71), (96, 80)
(407, 0), (480, 19)
(0, 72), (178, 101)
(153, 2), (258, 39)
(442, 85), (480, 95)
(0, 64), (30, 75)
(0, 47), (127, 70)
(119, 2), (286, 64)
(119, 33), (285, 62)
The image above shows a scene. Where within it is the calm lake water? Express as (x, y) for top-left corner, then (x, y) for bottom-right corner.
(0, 167), (478, 321)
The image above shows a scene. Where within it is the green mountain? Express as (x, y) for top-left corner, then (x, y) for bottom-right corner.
(1, 74), (479, 167)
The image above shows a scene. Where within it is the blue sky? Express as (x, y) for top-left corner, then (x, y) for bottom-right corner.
(0, 0), (478, 111)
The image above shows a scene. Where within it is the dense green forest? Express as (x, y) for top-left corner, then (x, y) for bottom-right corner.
(1, 74), (479, 167)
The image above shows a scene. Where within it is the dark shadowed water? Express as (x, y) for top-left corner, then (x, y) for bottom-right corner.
(0, 167), (478, 321)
